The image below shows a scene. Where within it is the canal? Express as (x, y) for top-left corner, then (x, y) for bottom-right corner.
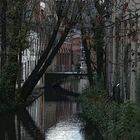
(0, 78), (89, 140)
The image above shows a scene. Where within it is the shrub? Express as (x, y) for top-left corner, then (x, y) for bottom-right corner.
(79, 86), (140, 140)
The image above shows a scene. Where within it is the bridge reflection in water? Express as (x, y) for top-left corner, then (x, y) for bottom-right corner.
(60, 77), (88, 93)
(0, 78), (88, 140)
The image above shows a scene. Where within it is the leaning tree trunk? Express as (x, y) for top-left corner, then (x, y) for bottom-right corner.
(19, 0), (81, 103)
(19, 27), (70, 102)
(17, 109), (45, 140)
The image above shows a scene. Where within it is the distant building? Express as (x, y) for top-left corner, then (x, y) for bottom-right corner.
(48, 30), (81, 72)
(56, 42), (72, 72)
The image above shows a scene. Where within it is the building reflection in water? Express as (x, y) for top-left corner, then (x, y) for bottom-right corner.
(61, 77), (88, 93)
(0, 108), (45, 140)
(0, 97), (81, 140)
(0, 78), (87, 140)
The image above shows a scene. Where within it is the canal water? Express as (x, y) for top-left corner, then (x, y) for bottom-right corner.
(0, 78), (89, 140)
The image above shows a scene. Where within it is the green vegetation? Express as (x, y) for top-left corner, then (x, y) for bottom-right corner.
(79, 83), (140, 140)
(0, 0), (82, 106)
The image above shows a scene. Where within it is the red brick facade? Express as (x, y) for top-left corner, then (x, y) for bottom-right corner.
(56, 35), (81, 72)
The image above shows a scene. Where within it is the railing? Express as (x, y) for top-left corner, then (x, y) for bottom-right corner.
(48, 65), (86, 73)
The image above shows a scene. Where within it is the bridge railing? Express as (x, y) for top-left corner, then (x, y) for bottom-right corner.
(48, 65), (87, 74)
(55, 65), (77, 72)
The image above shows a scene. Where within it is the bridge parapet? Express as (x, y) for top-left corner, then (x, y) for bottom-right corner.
(45, 71), (87, 85)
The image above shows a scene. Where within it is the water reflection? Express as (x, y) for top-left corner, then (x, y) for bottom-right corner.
(0, 99), (84, 140)
(0, 109), (45, 140)
(0, 113), (16, 140)
(17, 109), (45, 140)
(61, 77), (88, 93)
(45, 116), (84, 140)
(0, 78), (88, 140)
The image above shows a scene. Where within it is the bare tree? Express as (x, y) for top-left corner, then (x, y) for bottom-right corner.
(79, 0), (108, 86)
(19, 0), (83, 102)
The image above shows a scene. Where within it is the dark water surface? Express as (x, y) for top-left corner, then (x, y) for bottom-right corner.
(0, 98), (85, 140)
(0, 78), (88, 140)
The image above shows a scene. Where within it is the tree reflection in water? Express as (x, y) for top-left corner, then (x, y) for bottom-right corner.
(0, 78), (88, 140)
(0, 112), (16, 140)
(17, 109), (45, 140)
(0, 109), (45, 140)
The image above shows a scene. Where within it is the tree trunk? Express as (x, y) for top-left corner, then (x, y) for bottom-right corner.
(1, 0), (7, 71)
(17, 109), (45, 140)
(96, 44), (104, 80)
(81, 30), (94, 86)
(0, 0), (7, 103)
(17, 20), (61, 94)
(0, 1), (24, 103)
(20, 28), (70, 102)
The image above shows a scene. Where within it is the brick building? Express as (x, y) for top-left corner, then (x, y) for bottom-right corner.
(48, 30), (81, 72)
